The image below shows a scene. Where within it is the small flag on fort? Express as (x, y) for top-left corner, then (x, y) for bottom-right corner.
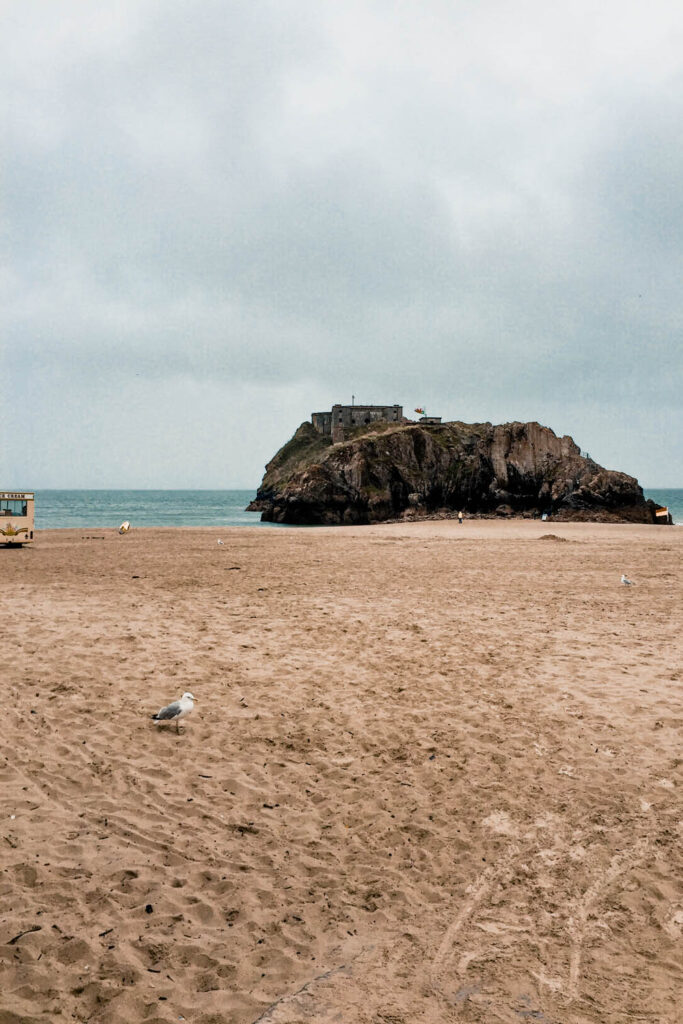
(415, 407), (425, 415)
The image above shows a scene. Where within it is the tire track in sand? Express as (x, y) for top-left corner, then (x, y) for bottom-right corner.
(430, 842), (521, 998)
(566, 837), (650, 1004)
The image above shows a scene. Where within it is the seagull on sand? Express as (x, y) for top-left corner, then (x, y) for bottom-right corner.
(151, 692), (197, 733)
(621, 574), (635, 586)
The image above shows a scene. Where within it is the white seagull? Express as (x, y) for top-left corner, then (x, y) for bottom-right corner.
(621, 574), (635, 586)
(151, 692), (197, 733)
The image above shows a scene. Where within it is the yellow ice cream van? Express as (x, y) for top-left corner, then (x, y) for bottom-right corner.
(0, 491), (35, 545)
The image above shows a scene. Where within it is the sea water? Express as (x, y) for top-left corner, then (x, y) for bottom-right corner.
(33, 488), (683, 530)
(35, 490), (268, 529)
(644, 489), (683, 524)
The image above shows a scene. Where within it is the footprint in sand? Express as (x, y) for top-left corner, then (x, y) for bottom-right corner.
(663, 909), (683, 939)
(481, 811), (519, 837)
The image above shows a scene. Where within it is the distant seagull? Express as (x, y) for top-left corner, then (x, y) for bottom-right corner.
(217, 539), (224, 545)
(151, 692), (197, 733)
(621, 574), (635, 586)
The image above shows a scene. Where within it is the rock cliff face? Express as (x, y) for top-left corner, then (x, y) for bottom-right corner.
(247, 420), (657, 525)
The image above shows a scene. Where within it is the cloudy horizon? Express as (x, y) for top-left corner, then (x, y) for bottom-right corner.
(3, 1), (682, 489)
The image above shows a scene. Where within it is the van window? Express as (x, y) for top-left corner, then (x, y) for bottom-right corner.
(0, 500), (26, 516)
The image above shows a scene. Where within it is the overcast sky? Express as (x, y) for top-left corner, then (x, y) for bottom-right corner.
(3, 0), (682, 489)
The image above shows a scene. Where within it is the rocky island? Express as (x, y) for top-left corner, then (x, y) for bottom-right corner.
(248, 406), (659, 526)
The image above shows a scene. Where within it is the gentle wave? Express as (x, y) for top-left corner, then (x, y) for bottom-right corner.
(34, 490), (269, 530)
(31, 487), (683, 530)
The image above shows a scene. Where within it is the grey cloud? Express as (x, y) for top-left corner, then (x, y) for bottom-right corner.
(3, 1), (682, 487)
(591, 90), (683, 254)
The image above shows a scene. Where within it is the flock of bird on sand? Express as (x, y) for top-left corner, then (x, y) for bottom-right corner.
(151, 573), (637, 736)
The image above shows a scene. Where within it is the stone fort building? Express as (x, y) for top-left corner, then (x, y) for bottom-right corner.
(312, 403), (403, 443)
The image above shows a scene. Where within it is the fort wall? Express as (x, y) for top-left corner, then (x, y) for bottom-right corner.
(312, 404), (403, 443)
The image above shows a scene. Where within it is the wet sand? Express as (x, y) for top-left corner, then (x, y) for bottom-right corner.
(1, 520), (682, 1023)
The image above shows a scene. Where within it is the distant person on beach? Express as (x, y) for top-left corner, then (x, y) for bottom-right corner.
(458, 511), (464, 525)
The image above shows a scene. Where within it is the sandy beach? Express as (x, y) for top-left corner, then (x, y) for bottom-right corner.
(1, 520), (681, 1024)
